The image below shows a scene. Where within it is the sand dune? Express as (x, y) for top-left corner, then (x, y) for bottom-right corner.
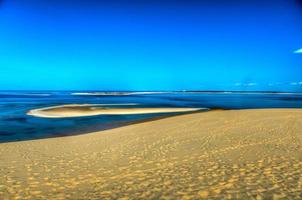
(1, 109), (302, 199)
(27, 104), (205, 118)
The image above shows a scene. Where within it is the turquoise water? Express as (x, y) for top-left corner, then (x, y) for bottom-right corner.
(1, 91), (302, 143)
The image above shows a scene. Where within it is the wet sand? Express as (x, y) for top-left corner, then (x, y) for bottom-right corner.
(27, 104), (205, 118)
(1, 109), (302, 199)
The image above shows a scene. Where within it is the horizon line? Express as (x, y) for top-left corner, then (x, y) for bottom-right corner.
(0, 90), (302, 94)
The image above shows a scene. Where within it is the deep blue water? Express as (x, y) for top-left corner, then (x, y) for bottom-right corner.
(1, 91), (302, 143)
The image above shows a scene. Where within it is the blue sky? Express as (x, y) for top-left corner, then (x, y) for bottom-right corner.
(0, 0), (301, 91)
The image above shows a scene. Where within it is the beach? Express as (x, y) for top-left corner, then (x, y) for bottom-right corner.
(1, 109), (302, 199)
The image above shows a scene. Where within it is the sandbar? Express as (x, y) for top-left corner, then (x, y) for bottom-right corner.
(27, 104), (206, 118)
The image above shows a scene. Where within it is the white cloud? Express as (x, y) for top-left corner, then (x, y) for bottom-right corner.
(234, 82), (258, 87)
(268, 82), (284, 86)
(246, 83), (257, 86)
(290, 82), (302, 85)
(294, 48), (302, 54)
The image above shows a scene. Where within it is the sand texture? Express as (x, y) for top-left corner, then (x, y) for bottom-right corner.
(27, 104), (205, 118)
(1, 109), (302, 199)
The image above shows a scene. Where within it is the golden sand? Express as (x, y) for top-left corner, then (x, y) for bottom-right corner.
(1, 109), (302, 199)
(27, 104), (205, 118)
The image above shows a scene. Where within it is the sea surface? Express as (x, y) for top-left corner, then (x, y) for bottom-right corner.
(1, 90), (302, 143)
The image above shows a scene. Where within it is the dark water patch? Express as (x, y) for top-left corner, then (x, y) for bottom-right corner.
(164, 97), (208, 103)
(25, 128), (36, 134)
(3, 117), (27, 122)
(0, 94), (50, 98)
(0, 131), (15, 136)
(278, 97), (302, 101)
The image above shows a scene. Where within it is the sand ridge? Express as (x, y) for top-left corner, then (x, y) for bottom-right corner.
(1, 109), (302, 199)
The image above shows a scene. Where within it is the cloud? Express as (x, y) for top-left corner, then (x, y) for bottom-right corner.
(234, 83), (258, 87)
(234, 82), (257, 87)
(290, 82), (302, 85)
(294, 48), (302, 54)
(246, 83), (257, 86)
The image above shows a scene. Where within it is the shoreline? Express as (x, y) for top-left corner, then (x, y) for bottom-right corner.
(1, 109), (302, 199)
(4, 109), (208, 144)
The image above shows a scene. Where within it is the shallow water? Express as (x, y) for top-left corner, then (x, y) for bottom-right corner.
(1, 91), (302, 142)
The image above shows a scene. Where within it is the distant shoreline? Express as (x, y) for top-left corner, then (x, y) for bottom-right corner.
(1, 90), (302, 95)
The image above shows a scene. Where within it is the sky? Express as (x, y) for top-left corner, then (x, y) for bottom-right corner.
(0, 0), (302, 91)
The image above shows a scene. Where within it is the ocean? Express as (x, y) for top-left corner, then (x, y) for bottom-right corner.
(1, 91), (302, 143)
